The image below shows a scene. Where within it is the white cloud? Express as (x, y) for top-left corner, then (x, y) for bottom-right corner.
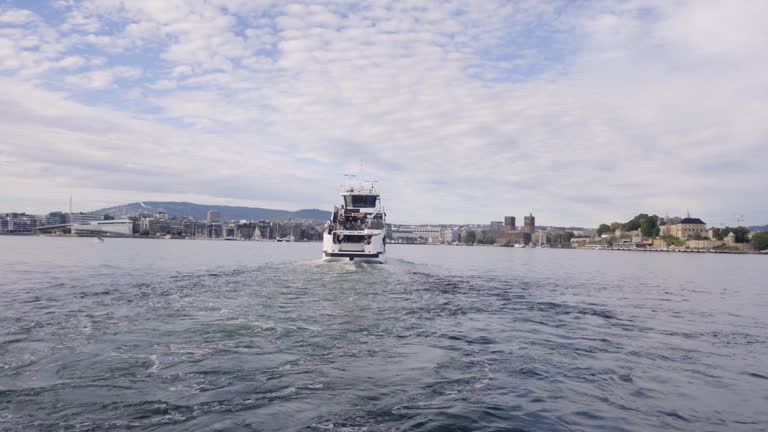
(54, 55), (87, 69)
(1, 0), (767, 226)
(65, 66), (142, 89)
(147, 79), (177, 90)
(60, 9), (102, 32)
(0, 8), (39, 25)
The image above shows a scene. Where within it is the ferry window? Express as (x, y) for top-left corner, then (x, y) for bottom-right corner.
(345, 195), (378, 208)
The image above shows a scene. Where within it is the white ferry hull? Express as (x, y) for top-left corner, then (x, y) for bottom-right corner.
(322, 230), (386, 264)
(321, 253), (386, 264)
(322, 179), (387, 264)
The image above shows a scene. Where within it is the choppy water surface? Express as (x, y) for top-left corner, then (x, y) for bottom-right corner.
(1, 237), (767, 431)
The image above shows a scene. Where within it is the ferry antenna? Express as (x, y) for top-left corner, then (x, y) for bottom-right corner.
(343, 174), (356, 190)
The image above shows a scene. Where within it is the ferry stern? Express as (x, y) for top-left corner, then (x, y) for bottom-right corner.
(322, 182), (387, 264)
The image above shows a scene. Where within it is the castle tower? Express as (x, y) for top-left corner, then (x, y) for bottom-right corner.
(523, 213), (535, 234)
(504, 216), (516, 231)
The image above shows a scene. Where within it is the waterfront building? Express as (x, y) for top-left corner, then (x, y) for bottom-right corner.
(70, 213), (105, 224)
(71, 220), (133, 237)
(43, 211), (68, 226)
(391, 225), (444, 243)
(523, 213), (536, 234)
(0, 213), (37, 234)
(140, 218), (171, 236)
(441, 228), (460, 243)
(570, 237), (594, 247)
(504, 216), (516, 231)
(493, 216), (532, 245)
(168, 217), (185, 235)
(496, 230), (531, 245)
(127, 215), (142, 235)
(659, 217), (707, 239)
(534, 230), (551, 246)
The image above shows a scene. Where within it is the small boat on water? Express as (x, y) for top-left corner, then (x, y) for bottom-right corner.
(95, 237), (104, 243)
(322, 179), (387, 263)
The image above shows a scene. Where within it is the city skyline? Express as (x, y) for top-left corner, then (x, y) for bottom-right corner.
(1, 1), (767, 226)
(4, 199), (764, 232)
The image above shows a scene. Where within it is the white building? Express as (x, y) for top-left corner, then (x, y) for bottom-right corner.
(391, 226), (446, 243)
(70, 213), (105, 224)
(71, 220), (133, 236)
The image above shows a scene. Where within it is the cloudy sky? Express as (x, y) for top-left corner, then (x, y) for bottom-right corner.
(1, 0), (766, 226)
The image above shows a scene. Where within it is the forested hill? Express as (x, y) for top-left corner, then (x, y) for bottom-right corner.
(89, 201), (330, 222)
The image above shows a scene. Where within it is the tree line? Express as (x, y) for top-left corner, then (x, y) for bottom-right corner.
(596, 213), (768, 250)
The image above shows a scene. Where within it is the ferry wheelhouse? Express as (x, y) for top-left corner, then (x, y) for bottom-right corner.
(322, 182), (386, 263)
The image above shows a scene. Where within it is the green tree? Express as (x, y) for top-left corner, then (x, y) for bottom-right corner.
(751, 232), (768, 250)
(718, 226), (751, 243)
(563, 231), (575, 243)
(639, 216), (660, 237)
(597, 224), (611, 236)
(732, 226), (750, 243)
(710, 227), (721, 239)
(610, 222), (622, 231)
(662, 235), (685, 246)
(623, 214), (645, 231)
(715, 228), (726, 240)
(463, 230), (477, 244)
(621, 213), (659, 236)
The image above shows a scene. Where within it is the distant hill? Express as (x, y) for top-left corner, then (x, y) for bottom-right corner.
(749, 225), (768, 233)
(89, 201), (330, 223)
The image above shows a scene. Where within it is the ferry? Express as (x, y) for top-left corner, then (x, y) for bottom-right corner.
(322, 181), (387, 263)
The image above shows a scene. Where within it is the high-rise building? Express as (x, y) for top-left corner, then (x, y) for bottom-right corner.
(207, 210), (221, 223)
(504, 216), (516, 231)
(523, 213), (536, 234)
(490, 221), (504, 231)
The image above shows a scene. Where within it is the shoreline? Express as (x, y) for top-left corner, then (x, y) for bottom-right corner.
(2, 235), (765, 254)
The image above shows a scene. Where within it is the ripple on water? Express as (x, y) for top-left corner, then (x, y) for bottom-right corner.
(1, 245), (768, 431)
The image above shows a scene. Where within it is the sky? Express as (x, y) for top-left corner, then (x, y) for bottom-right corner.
(1, 0), (766, 226)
